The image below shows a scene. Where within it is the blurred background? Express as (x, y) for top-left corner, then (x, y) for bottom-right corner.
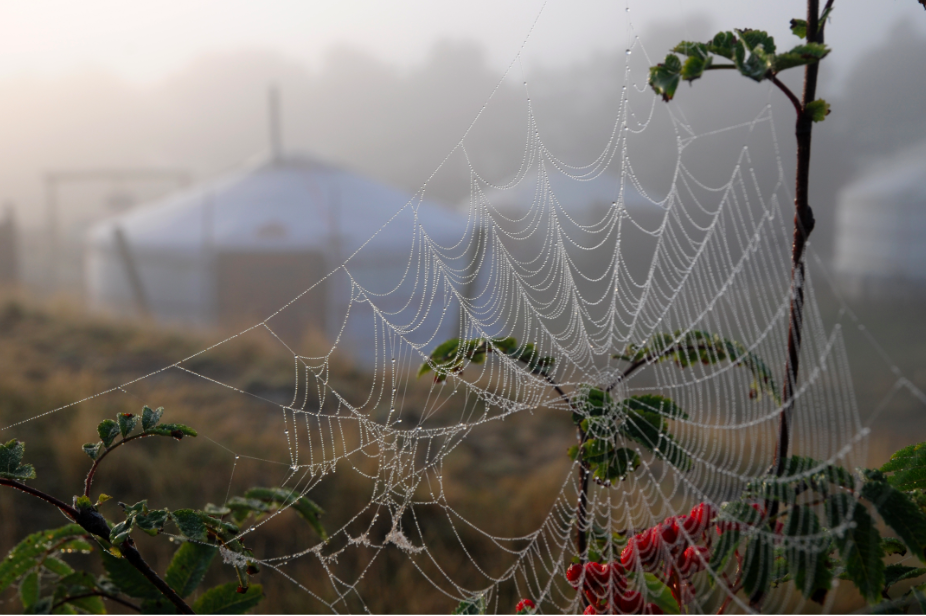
(1, 0), (926, 612)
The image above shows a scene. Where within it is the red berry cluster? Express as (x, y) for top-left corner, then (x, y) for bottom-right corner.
(564, 502), (719, 615)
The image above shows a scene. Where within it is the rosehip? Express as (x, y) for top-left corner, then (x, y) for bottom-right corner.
(515, 598), (535, 614)
(566, 563), (583, 588)
(615, 590), (644, 614)
(583, 606), (599, 615)
(677, 545), (709, 577)
(658, 517), (680, 546)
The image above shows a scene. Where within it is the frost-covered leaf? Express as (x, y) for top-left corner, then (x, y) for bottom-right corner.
(118, 413), (138, 438)
(0, 439), (35, 481)
(193, 583), (263, 615)
(97, 419), (120, 448)
(147, 423), (197, 440)
(861, 479), (926, 563)
(825, 493), (884, 604)
(166, 542), (217, 598)
(882, 441), (926, 490)
(171, 510), (209, 542)
(82, 442), (103, 461)
(141, 406), (164, 432)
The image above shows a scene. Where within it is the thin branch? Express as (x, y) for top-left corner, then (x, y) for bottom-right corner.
(0, 478), (78, 519)
(121, 537), (195, 614)
(768, 73), (803, 116)
(84, 433), (157, 497)
(52, 591), (141, 613)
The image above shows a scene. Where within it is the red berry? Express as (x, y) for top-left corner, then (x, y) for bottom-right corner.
(566, 563), (583, 588)
(583, 606), (599, 615)
(620, 541), (638, 570)
(616, 590), (644, 613)
(515, 598), (536, 614)
(659, 517), (680, 546)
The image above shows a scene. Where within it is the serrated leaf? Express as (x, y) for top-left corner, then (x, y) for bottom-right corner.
(623, 395), (688, 420)
(861, 479), (926, 563)
(242, 488), (326, 540)
(101, 552), (162, 600)
(97, 420), (120, 448)
(783, 506), (832, 600)
(680, 53), (712, 82)
(147, 424), (197, 440)
(204, 504), (232, 516)
(825, 493), (885, 604)
(592, 447), (640, 483)
(0, 525), (86, 594)
(141, 406), (164, 432)
(805, 99), (831, 123)
(711, 530), (742, 572)
(774, 43), (830, 72)
(452, 594), (486, 615)
(620, 411), (691, 471)
(166, 542), (217, 598)
(0, 439), (36, 480)
(170, 510), (208, 542)
(790, 19), (808, 39)
(82, 442), (103, 461)
(135, 509), (169, 537)
(43, 557), (74, 577)
(744, 478), (797, 504)
(649, 54), (682, 102)
(118, 413), (138, 438)
(882, 537), (908, 557)
(884, 564), (926, 588)
(110, 518), (134, 546)
(19, 571), (40, 610)
(882, 442), (926, 490)
(742, 532), (773, 598)
(192, 583), (263, 615)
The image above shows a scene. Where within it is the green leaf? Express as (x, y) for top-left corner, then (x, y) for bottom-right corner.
(861, 479), (926, 563)
(43, 557), (74, 577)
(204, 504), (232, 516)
(882, 442), (926, 491)
(0, 525), (86, 594)
(170, 510), (208, 542)
(882, 537), (908, 557)
(139, 598), (177, 614)
(110, 518), (134, 546)
(744, 478), (797, 504)
(742, 532), (773, 598)
(783, 506), (832, 601)
(622, 395), (688, 420)
(141, 406), (164, 432)
(166, 542), (217, 598)
(19, 571), (40, 610)
(805, 99), (831, 123)
(97, 419), (120, 448)
(774, 43), (830, 73)
(591, 447), (640, 483)
(914, 587), (926, 613)
(733, 29), (775, 81)
(790, 19), (808, 39)
(649, 54), (682, 101)
(242, 488), (326, 540)
(711, 530), (742, 571)
(118, 413), (138, 438)
(135, 509), (170, 537)
(883, 564), (926, 589)
(81, 442), (103, 461)
(418, 339), (462, 381)
(101, 552), (162, 600)
(0, 439), (36, 480)
(825, 493), (885, 604)
(620, 410), (691, 471)
(452, 594), (486, 615)
(147, 424), (197, 440)
(192, 583), (263, 615)
(566, 445), (579, 462)
(680, 54), (712, 82)
(641, 573), (681, 615)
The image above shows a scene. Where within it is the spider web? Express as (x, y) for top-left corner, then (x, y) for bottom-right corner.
(6, 3), (926, 614)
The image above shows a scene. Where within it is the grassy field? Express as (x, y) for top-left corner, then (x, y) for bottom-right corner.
(1, 288), (924, 614)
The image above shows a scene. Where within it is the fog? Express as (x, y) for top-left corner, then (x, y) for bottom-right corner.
(1, 12), (926, 290)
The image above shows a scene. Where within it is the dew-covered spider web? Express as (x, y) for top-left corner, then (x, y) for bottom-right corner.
(7, 3), (926, 615)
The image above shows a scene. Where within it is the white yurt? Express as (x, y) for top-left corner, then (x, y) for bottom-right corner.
(85, 154), (472, 359)
(834, 144), (926, 298)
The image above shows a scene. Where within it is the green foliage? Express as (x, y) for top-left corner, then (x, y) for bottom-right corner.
(782, 506), (832, 601)
(825, 493), (885, 604)
(0, 525), (87, 594)
(241, 487), (326, 540)
(0, 439), (36, 481)
(640, 573), (681, 615)
(805, 99), (831, 122)
(418, 336), (555, 382)
(97, 419), (120, 448)
(192, 583), (264, 614)
(142, 406), (164, 431)
(742, 532), (774, 598)
(146, 423), (198, 440)
(881, 441), (926, 491)
(452, 594), (487, 615)
(861, 474), (926, 563)
(102, 551), (164, 600)
(166, 542), (218, 598)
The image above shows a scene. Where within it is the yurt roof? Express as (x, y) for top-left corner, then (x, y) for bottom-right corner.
(87, 154), (469, 256)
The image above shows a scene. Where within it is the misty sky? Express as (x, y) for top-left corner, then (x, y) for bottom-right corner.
(2, 1), (924, 83)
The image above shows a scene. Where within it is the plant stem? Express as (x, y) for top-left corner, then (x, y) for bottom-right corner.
(0, 477), (79, 518)
(84, 433), (155, 497)
(121, 537), (195, 614)
(773, 0), (821, 480)
(52, 591), (141, 613)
